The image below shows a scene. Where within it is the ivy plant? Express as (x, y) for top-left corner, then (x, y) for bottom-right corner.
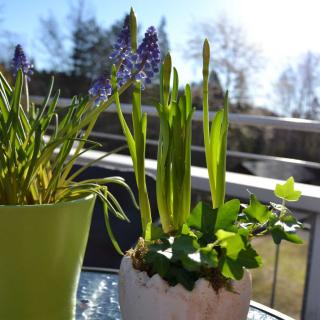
(142, 177), (302, 290)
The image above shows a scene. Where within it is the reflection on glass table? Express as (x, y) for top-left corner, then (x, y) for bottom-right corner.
(76, 269), (294, 320)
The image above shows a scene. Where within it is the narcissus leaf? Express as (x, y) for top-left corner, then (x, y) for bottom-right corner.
(145, 222), (165, 241)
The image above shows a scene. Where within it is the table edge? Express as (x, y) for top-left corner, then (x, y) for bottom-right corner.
(81, 267), (296, 320)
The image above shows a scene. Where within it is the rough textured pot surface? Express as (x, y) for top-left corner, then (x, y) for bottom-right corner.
(119, 255), (251, 320)
(0, 194), (96, 320)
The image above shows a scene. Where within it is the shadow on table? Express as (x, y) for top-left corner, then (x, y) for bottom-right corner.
(71, 164), (158, 269)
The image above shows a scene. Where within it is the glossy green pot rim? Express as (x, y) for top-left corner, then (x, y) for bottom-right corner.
(0, 193), (96, 208)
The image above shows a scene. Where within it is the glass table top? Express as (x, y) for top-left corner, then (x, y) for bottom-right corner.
(76, 270), (292, 320)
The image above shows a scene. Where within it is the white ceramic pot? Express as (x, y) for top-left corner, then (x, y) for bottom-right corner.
(119, 255), (251, 320)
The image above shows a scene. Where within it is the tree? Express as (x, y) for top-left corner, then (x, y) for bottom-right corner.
(157, 17), (170, 61)
(274, 67), (297, 116)
(37, 0), (123, 79)
(296, 52), (320, 118)
(186, 15), (263, 104)
(38, 13), (68, 71)
(274, 52), (320, 119)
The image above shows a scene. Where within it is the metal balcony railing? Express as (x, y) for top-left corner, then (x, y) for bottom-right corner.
(31, 95), (320, 320)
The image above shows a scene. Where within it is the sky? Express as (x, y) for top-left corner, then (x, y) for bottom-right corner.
(2, 0), (320, 110)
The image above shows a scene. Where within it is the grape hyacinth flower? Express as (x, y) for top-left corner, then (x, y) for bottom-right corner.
(109, 15), (131, 62)
(11, 44), (33, 80)
(88, 75), (112, 104)
(135, 26), (161, 86)
(109, 15), (138, 87)
(89, 16), (161, 101)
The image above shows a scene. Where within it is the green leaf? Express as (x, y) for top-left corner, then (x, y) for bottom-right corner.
(102, 194), (123, 255)
(172, 235), (199, 254)
(244, 194), (271, 223)
(181, 252), (202, 272)
(148, 239), (171, 252)
(216, 230), (245, 259)
(145, 251), (170, 277)
(129, 8), (137, 51)
(187, 201), (217, 235)
(274, 177), (301, 202)
(219, 256), (244, 280)
(145, 223), (165, 241)
(280, 215), (303, 230)
(271, 226), (303, 244)
(171, 68), (179, 103)
(160, 54), (172, 108)
(169, 265), (197, 291)
(214, 199), (240, 231)
(202, 39), (210, 79)
(180, 224), (198, 238)
(214, 92), (229, 208)
(200, 247), (219, 268)
(236, 246), (262, 269)
(215, 229), (236, 241)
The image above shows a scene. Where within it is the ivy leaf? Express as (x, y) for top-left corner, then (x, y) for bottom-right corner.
(219, 256), (244, 280)
(181, 252), (202, 272)
(278, 215), (303, 232)
(238, 228), (250, 238)
(219, 246), (261, 280)
(180, 224), (198, 238)
(172, 235), (199, 255)
(237, 246), (262, 269)
(187, 201), (217, 235)
(214, 199), (240, 231)
(200, 247), (219, 268)
(244, 194), (271, 223)
(144, 251), (170, 277)
(147, 238), (171, 252)
(216, 230), (245, 259)
(169, 265), (197, 291)
(271, 225), (303, 244)
(270, 202), (293, 215)
(274, 177), (301, 202)
(215, 229), (236, 241)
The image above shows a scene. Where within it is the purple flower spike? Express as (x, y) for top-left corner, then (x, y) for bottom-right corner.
(109, 15), (131, 62)
(135, 26), (161, 85)
(107, 16), (161, 90)
(11, 44), (33, 81)
(89, 75), (112, 104)
(110, 15), (138, 87)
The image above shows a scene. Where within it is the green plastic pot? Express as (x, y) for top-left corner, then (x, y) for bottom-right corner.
(0, 194), (96, 320)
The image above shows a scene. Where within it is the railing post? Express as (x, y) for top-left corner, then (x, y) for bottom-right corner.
(302, 213), (320, 320)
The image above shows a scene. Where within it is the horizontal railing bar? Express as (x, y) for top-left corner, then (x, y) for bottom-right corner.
(46, 126), (320, 169)
(76, 150), (320, 214)
(87, 130), (320, 170)
(31, 95), (320, 133)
